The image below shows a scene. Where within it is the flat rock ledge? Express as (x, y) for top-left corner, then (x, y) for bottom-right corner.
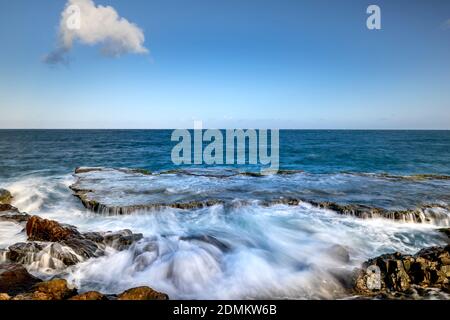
(353, 230), (450, 299)
(0, 267), (168, 300)
(70, 168), (450, 223)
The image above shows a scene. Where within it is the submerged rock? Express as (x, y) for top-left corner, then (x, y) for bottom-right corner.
(60, 237), (102, 260)
(327, 244), (350, 263)
(180, 234), (231, 252)
(0, 189), (12, 205)
(102, 229), (143, 250)
(0, 263), (41, 295)
(354, 245), (450, 298)
(117, 286), (169, 300)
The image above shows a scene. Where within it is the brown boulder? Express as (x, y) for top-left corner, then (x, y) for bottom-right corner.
(0, 263), (41, 295)
(69, 291), (108, 300)
(31, 279), (77, 300)
(117, 286), (169, 300)
(0, 293), (11, 300)
(26, 216), (80, 242)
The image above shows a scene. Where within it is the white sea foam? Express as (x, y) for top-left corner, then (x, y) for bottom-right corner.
(60, 203), (446, 299)
(0, 222), (27, 250)
(1, 173), (449, 299)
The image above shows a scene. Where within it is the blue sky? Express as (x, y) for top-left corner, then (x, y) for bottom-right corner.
(0, 0), (449, 129)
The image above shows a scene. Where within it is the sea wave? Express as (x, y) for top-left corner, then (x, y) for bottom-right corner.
(1, 168), (450, 299)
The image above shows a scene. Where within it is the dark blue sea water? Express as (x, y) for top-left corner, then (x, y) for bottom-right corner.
(1, 130), (450, 178)
(1, 130), (450, 299)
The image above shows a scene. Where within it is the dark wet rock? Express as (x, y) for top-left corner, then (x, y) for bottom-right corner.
(74, 167), (104, 174)
(117, 286), (169, 300)
(262, 198), (302, 206)
(102, 229), (143, 250)
(438, 228), (450, 239)
(44, 243), (83, 266)
(7, 242), (83, 267)
(313, 202), (387, 218)
(160, 168), (303, 177)
(0, 189), (12, 205)
(69, 291), (108, 300)
(0, 204), (30, 224)
(75, 166), (151, 176)
(259, 198), (447, 223)
(82, 232), (106, 243)
(240, 171), (263, 177)
(61, 237), (102, 260)
(180, 234), (231, 252)
(0, 203), (18, 213)
(0, 213), (30, 224)
(307, 201), (449, 224)
(128, 168), (152, 175)
(354, 245), (450, 298)
(0, 263), (41, 295)
(6, 242), (44, 262)
(78, 229), (143, 251)
(26, 216), (80, 242)
(353, 172), (450, 181)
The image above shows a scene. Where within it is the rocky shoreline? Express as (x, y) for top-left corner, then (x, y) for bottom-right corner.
(1, 181), (450, 300)
(353, 231), (450, 299)
(0, 194), (169, 300)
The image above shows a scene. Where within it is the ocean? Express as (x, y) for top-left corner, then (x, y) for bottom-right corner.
(1, 129), (450, 299)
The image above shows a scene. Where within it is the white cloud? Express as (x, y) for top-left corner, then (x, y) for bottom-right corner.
(44, 0), (148, 64)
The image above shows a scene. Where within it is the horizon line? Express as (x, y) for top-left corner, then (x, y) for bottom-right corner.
(1, 128), (450, 131)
